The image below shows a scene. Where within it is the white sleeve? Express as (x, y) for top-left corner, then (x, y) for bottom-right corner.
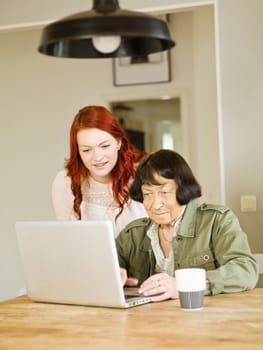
(51, 169), (77, 220)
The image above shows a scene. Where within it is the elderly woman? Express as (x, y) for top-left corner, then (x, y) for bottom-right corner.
(116, 149), (259, 302)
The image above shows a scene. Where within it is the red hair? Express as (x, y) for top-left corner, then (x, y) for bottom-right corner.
(65, 105), (146, 220)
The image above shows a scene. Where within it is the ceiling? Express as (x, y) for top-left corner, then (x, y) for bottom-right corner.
(0, 0), (208, 30)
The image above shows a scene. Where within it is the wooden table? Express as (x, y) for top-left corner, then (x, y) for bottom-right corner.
(0, 289), (262, 350)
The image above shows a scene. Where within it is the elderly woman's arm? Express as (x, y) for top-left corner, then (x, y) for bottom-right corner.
(206, 210), (259, 295)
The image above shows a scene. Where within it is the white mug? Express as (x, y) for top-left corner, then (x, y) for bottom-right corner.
(175, 268), (206, 310)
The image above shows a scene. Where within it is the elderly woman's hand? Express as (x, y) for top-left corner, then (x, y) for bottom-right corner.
(139, 272), (179, 302)
(120, 268), (138, 287)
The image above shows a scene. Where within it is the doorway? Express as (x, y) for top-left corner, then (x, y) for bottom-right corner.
(110, 97), (184, 153)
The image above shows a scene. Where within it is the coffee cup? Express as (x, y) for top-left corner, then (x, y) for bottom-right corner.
(175, 268), (206, 310)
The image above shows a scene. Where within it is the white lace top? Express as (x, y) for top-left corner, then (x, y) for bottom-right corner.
(51, 170), (147, 237)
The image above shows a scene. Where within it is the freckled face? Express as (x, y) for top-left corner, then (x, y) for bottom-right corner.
(141, 174), (183, 225)
(77, 128), (121, 183)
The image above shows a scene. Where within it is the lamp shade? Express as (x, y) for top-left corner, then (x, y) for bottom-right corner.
(38, 0), (175, 58)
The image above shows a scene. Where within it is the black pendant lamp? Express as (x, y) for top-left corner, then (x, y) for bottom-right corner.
(38, 0), (175, 59)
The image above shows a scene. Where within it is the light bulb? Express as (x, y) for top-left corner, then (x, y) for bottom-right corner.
(92, 36), (121, 54)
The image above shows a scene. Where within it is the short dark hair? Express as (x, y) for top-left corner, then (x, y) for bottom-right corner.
(129, 149), (202, 204)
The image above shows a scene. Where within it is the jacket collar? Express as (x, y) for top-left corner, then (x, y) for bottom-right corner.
(177, 199), (199, 238)
(140, 199), (199, 251)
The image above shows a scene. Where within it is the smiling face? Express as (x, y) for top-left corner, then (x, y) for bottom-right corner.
(77, 128), (121, 183)
(141, 174), (183, 225)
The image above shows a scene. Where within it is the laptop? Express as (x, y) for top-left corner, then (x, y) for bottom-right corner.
(15, 220), (153, 308)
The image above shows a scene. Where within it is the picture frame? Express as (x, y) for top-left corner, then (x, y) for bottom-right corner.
(112, 50), (172, 87)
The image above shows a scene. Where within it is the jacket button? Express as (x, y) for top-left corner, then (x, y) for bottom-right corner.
(203, 254), (209, 261)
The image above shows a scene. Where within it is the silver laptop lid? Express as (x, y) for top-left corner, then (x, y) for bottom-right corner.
(15, 221), (136, 308)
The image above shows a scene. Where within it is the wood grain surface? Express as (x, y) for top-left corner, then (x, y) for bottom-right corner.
(0, 289), (262, 349)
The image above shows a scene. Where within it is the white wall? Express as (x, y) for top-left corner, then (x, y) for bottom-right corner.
(0, 28), (113, 300)
(0, 6), (221, 300)
(2, 0), (263, 299)
(216, 0), (263, 256)
(192, 6), (220, 202)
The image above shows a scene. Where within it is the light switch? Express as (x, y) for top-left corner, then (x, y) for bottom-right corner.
(240, 195), (257, 212)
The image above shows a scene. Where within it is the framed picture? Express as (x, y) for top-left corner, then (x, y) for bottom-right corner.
(112, 50), (171, 87)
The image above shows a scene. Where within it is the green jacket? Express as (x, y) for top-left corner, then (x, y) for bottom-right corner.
(116, 199), (259, 295)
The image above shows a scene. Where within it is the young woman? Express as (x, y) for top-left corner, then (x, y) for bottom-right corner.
(52, 105), (147, 236)
(117, 149), (259, 301)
